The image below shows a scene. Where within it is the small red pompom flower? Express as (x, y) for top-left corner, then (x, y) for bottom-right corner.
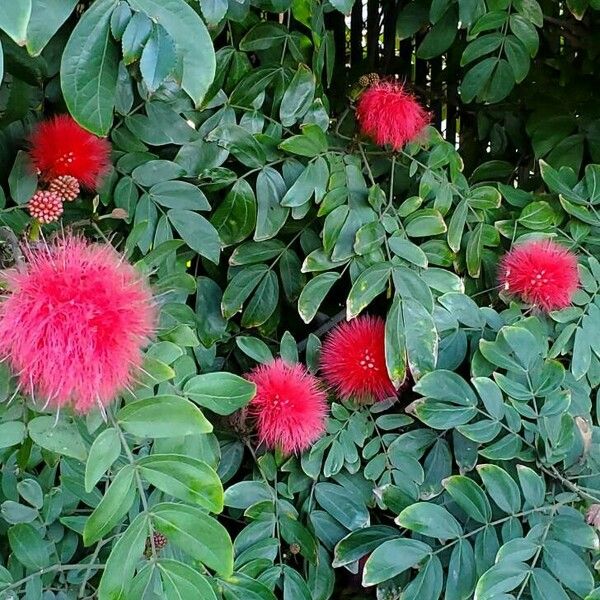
(28, 191), (63, 224)
(499, 240), (580, 311)
(0, 235), (156, 413)
(320, 315), (396, 402)
(48, 175), (80, 202)
(29, 115), (111, 189)
(356, 81), (429, 150)
(246, 358), (327, 454)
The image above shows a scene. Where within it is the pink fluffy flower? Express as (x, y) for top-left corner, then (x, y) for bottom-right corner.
(499, 240), (579, 311)
(246, 359), (327, 454)
(356, 81), (429, 149)
(320, 315), (396, 402)
(0, 235), (155, 413)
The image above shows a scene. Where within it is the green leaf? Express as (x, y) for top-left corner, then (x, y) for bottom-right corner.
(414, 370), (477, 405)
(222, 265), (268, 318)
(416, 6), (458, 59)
(477, 464), (521, 514)
(117, 395), (212, 438)
(26, 0), (78, 56)
(9, 150), (37, 205)
(16, 479), (43, 510)
(122, 11), (152, 64)
(280, 64), (316, 126)
(362, 538), (431, 586)
(28, 416), (88, 462)
(140, 24), (176, 92)
(236, 336), (273, 362)
(8, 524), (49, 571)
(279, 124), (328, 157)
(396, 502), (463, 539)
(388, 237), (428, 267)
(516, 464), (545, 508)
(333, 526), (400, 568)
(474, 561), (528, 599)
(184, 372), (256, 415)
(346, 263), (392, 319)
(0, 421), (26, 450)
(168, 209), (221, 264)
(241, 270), (279, 328)
(138, 454), (223, 511)
(211, 179), (256, 246)
(85, 427), (121, 493)
(158, 559), (218, 599)
(128, 0), (215, 106)
(83, 465), (136, 546)
(97, 513), (149, 599)
(443, 475), (492, 523)
(403, 297), (438, 380)
(530, 569), (570, 600)
(0, 1), (32, 45)
(544, 540), (594, 597)
(314, 483), (369, 529)
(60, 0), (119, 135)
(385, 296), (408, 388)
(151, 502), (233, 577)
(298, 272), (341, 323)
(445, 540), (477, 600)
(405, 209), (447, 237)
(255, 167), (289, 241)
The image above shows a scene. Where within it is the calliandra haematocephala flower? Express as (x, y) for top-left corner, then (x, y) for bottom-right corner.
(0, 235), (156, 413)
(498, 239), (579, 312)
(246, 358), (328, 454)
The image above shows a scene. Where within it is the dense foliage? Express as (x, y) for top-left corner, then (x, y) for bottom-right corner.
(0, 0), (599, 599)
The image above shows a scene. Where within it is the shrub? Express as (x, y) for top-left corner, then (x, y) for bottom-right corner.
(0, 1), (598, 598)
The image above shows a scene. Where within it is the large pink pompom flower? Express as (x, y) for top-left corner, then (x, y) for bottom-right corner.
(0, 235), (155, 413)
(320, 315), (397, 402)
(499, 239), (579, 312)
(246, 359), (327, 454)
(356, 81), (429, 149)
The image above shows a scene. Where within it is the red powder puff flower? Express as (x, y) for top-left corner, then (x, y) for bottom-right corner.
(499, 240), (579, 311)
(48, 175), (80, 202)
(246, 358), (327, 454)
(0, 235), (155, 413)
(320, 315), (396, 402)
(29, 115), (111, 189)
(28, 190), (63, 224)
(356, 81), (429, 150)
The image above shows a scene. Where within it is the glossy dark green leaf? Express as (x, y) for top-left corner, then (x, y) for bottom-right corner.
(477, 464), (520, 514)
(184, 372), (256, 415)
(396, 502), (463, 539)
(280, 64), (315, 126)
(362, 538), (431, 586)
(117, 395), (212, 438)
(211, 179), (257, 246)
(60, 0), (119, 134)
(83, 465), (136, 545)
(128, 0), (215, 106)
(85, 427), (121, 493)
(138, 454), (223, 511)
(168, 209), (221, 264)
(151, 502), (233, 577)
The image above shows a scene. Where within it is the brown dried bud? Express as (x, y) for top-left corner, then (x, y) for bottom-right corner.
(289, 543), (301, 555)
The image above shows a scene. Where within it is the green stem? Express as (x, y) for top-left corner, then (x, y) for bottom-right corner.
(2, 563), (106, 594)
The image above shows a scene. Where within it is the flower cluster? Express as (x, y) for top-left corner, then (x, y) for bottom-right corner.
(356, 80), (429, 149)
(246, 315), (398, 455)
(499, 239), (579, 311)
(0, 235), (155, 414)
(26, 115), (111, 224)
